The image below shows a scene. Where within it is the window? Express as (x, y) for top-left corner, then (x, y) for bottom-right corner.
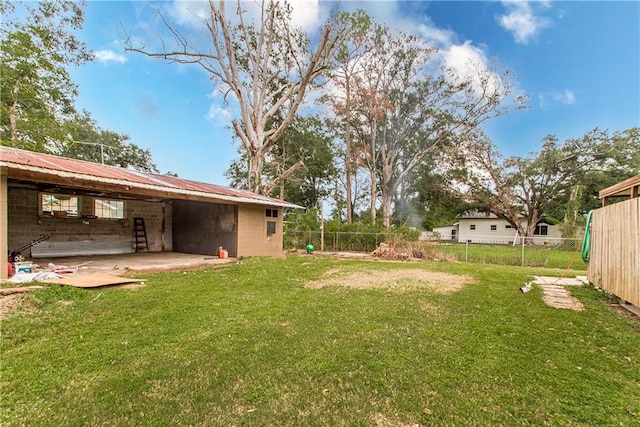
(505, 225), (513, 229)
(266, 221), (276, 237)
(470, 224), (476, 230)
(41, 194), (79, 217)
(266, 208), (279, 218)
(534, 225), (548, 236)
(490, 225), (497, 231)
(94, 199), (125, 219)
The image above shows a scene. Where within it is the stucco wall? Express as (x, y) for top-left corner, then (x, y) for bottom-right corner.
(432, 226), (457, 240)
(7, 185), (171, 256)
(457, 218), (561, 244)
(237, 205), (284, 258)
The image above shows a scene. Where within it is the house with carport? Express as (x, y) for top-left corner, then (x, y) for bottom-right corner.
(1, 147), (299, 279)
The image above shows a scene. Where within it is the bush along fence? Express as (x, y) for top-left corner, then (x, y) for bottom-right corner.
(284, 230), (398, 254)
(284, 229), (585, 270)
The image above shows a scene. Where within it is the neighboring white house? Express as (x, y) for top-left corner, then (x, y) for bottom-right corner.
(433, 212), (562, 244)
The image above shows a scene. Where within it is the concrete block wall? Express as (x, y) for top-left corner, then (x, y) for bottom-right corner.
(129, 200), (173, 252)
(7, 186), (172, 255)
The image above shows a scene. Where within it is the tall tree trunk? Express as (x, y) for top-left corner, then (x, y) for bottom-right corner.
(369, 167), (377, 222)
(381, 189), (393, 228)
(562, 184), (582, 238)
(248, 153), (264, 194)
(344, 80), (353, 223)
(9, 80), (22, 142)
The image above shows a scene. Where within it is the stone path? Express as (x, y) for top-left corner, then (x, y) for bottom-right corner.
(531, 276), (587, 311)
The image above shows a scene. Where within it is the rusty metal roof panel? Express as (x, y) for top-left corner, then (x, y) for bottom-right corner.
(1, 147), (300, 208)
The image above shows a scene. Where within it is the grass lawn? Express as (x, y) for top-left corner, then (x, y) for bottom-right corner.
(2, 256), (638, 426)
(435, 242), (587, 270)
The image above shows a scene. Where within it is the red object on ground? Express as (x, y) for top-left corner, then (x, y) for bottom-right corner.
(7, 262), (14, 277)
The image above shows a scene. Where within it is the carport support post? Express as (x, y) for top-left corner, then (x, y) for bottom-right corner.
(0, 167), (8, 279)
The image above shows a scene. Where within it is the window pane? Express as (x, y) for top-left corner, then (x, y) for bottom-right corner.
(266, 221), (276, 236)
(95, 199), (125, 219)
(41, 194), (78, 217)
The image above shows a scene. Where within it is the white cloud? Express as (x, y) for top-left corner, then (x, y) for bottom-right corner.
(498, 0), (552, 44)
(276, 0), (324, 29)
(169, 0), (209, 28)
(417, 24), (457, 46)
(539, 89), (576, 108)
(168, 0), (326, 31)
(205, 89), (232, 123)
(94, 49), (127, 64)
(206, 104), (231, 122)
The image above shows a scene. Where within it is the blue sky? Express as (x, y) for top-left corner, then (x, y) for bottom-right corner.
(69, 0), (640, 184)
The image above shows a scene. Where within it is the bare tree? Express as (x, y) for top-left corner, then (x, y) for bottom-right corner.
(126, 0), (346, 194)
(348, 25), (522, 228)
(324, 10), (378, 222)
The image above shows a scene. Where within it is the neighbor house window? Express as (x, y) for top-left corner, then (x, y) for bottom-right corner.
(94, 199), (125, 219)
(505, 225), (513, 229)
(266, 208), (279, 218)
(534, 225), (548, 236)
(41, 194), (79, 217)
(490, 225), (497, 231)
(470, 224), (476, 230)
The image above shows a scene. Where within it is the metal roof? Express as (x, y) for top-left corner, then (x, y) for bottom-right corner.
(0, 146), (300, 208)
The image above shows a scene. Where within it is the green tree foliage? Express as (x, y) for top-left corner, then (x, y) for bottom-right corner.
(59, 112), (158, 173)
(407, 163), (474, 230)
(453, 128), (639, 237)
(1, 1), (159, 172)
(226, 116), (337, 207)
(0, 0), (92, 148)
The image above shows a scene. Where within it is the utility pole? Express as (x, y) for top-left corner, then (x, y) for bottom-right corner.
(320, 199), (325, 252)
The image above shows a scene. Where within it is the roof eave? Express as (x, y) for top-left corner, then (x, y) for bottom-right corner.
(2, 161), (302, 209)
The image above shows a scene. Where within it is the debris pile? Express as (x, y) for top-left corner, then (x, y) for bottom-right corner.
(371, 240), (454, 261)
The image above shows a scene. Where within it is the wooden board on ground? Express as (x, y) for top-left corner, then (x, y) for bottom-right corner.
(46, 274), (144, 288)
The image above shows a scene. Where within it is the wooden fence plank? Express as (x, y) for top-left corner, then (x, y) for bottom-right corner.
(588, 198), (640, 307)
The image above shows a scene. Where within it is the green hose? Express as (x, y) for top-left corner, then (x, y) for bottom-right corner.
(580, 210), (593, 263)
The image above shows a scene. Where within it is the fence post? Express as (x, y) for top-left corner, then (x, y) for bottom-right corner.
(465, 240), (468, 262)
(521, 236), (525, 267)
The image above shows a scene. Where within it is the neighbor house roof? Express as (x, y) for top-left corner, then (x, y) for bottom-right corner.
(0, 146), (300, 208)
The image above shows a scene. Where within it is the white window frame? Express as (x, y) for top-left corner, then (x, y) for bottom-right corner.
(94, 199), (125, 219)
(40, 193), (79, 217)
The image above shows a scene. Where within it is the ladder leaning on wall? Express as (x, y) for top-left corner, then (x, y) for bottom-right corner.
(133, 217), (149, 253)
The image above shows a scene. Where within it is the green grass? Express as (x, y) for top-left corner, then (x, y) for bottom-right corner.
(2, 256), (638, 426)
(435, 242), (587, 270)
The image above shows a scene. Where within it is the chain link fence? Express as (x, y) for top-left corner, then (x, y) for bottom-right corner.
(285, 230), (394, 253)
(434, 236), (585, 270)
(284, 230), (586, 270)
